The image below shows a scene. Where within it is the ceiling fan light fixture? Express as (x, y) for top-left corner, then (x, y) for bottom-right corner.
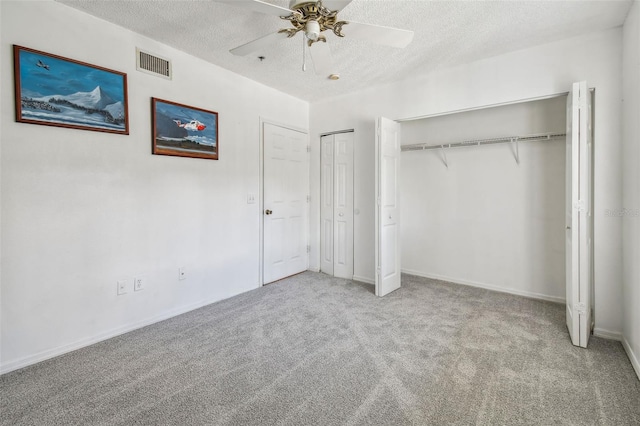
(305, 20), (320, 41)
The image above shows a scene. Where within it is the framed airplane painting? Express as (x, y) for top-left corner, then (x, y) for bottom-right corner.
(13, 45), (129, 134)
(152, 98), (218, 160)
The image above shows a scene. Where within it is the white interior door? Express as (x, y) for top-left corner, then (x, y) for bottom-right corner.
(320, 132), (354, 279)
(375, 117), (401, 296)
(263, 122), (309, 284)
(320, 135), (334, 275)
(566, 81), (592, 348)
(333, 132), (354, 279)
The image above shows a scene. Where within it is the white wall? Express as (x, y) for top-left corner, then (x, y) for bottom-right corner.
(622, 0), (640, 379)
(0, 0), (3, 369)
(0, 0), (308, 373)
(310, 28), (624, 336)
(400, 97), (567, 302)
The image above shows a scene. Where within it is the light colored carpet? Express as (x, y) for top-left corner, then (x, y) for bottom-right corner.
(1, 272), (639, 425)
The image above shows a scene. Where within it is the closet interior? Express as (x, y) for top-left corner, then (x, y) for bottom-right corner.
(399, 96), (569, 301)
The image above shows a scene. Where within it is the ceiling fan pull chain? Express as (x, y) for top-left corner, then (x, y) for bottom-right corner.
(302, 34), (307, 72)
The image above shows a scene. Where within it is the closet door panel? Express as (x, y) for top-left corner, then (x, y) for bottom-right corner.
(333, 132), (354, 279)
(376, 117), (401, 296)
(320, 135), (334, 275)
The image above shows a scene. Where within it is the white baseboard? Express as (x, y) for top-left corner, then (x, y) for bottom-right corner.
(593, 328), (623, 341)
(401, 269), (566, 304)
(622, 336), (640, 381)
(308, 267), (320, 273)
(352, 275), (374, 285)
(0, 293), (244, 375)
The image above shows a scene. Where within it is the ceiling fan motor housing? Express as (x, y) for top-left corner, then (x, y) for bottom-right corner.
(280, 0), (348, 41)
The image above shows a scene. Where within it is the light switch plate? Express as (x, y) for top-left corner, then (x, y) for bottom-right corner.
(117, 280), (128, 295)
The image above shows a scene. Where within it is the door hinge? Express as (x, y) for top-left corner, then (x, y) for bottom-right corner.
(574, 200), (586, 212)
(377, 196), (381, 206)
(576, 303), (587, 315)
(376, 267), (381, 277)
(307, 145), (311, 153)
(306, 195), (310, 203)
(307, 245), (310, 253)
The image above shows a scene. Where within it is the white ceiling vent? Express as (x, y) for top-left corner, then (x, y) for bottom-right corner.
(136, 48), (172, 79)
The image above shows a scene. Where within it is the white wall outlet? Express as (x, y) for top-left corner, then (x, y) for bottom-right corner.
(247, 193), (256, 204)
(117, 280), (128, 295)
(133, 275), (145, 291)
(178, 267), (187, 281)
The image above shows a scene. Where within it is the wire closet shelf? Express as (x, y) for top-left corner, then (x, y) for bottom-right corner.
(400, 133), (567, 151)
(400, 132), (566, 167)
(400, 132), (567, 152)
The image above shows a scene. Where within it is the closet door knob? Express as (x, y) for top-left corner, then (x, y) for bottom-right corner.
(265, 209), (273, 215)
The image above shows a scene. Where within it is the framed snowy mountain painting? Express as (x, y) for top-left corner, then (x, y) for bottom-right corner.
(13, 45), (129, 134)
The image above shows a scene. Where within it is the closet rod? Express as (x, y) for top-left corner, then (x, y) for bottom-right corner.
(401, 132), (566, 152)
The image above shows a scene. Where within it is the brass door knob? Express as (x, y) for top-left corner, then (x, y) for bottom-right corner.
(265, 209), (273, 215)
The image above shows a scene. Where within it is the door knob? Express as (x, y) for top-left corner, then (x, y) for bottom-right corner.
(265, 209), (273, 215)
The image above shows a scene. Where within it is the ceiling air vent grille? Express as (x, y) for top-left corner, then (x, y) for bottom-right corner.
(136, 48), (171, 79)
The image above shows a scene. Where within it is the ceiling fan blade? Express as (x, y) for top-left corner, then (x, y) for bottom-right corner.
(218, 0), (293, 17)
(341, 21), (414, 48)
(309, 41), (335, 76)
(230, 31), (290, 56)
(321, 0), (353, 12)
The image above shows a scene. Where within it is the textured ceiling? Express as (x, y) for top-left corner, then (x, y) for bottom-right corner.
(57, 0), (633, 102)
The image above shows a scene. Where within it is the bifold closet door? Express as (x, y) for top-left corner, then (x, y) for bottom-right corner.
(566, 81), (593, 348)
(375, 117), (401, 297)
(320, 133), (354, 279)
(321, 135), (334, 275)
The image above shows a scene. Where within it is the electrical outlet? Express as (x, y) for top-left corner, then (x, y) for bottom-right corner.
(247, 193), (256, 204)
(117, 280), (128, 295)
(134, 276), (145, 291)
(178, 267), (187, 281)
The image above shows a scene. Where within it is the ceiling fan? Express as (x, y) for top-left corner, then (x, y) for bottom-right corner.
(221, 0), (414, 78)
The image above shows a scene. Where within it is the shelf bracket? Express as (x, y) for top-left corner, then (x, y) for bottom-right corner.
(510, 138), (520, 165)
(440, 144), (449, 169)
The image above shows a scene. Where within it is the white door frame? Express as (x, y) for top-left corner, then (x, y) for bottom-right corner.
(397, 92), (573, 122)
(259, 118), (310, 286)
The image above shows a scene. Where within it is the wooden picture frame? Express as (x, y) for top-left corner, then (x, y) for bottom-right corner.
(152, 98), (219, 160)
(13, 45), (129, 135)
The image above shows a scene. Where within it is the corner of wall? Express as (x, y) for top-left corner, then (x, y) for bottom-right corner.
(622, 336), (640, 380)
(0, 0), (3, 372)
(621, 0), (640, 381)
